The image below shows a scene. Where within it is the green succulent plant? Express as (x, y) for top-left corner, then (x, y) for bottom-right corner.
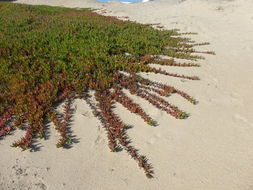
(0, 2), (212, 178)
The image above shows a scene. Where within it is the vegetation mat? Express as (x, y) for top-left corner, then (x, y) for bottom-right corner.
(0, 2), (213, 178)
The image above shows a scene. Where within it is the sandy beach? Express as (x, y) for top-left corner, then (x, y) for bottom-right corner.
(0, 0), (253, 189)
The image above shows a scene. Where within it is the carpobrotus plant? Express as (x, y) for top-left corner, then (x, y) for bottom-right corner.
(0, 2), (213, 178)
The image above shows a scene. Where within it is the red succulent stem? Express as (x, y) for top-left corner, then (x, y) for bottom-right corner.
(0, 106), (13, 129)
(48, 98), (73, 148)
(138, 84), (168, 97)
(145, 66), (200, 80)
(124, 84), (179, 118)
(95, 90), (154, 177)
(178, 42), (210, 48)
(58, 98), (73, 147)
(0, 126), (14, 137)
(94, 90), (119, 152)
(12, 124), (34, 150)
(153, 58), (200, 67)
(111, 87), (154, 125)
(117, 74), (183, 118)
(128, 72), (197, 104)
(140, 89), (186, 118)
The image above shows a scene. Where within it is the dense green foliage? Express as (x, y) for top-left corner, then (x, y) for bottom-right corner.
(0, 2), (212, 177)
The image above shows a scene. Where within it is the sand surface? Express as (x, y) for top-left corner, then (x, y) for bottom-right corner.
(1, 0), (253, 189)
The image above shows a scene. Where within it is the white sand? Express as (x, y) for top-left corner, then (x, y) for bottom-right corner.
(1, 0), (253, 189)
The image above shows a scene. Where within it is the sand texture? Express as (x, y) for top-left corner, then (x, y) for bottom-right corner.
(1, 0), (253, 189)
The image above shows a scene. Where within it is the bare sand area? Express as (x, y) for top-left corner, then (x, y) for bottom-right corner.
(1, 0), (253, 189)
